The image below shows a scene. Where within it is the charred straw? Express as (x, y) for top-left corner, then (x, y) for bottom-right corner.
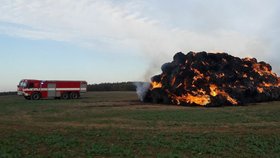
(144, 51), (280, 107)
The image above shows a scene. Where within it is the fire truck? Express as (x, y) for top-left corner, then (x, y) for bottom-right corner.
(17, 79), (87, 100)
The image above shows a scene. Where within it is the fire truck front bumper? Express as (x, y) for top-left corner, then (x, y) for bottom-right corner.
(18, 91), (30, 96)
(17, 91), (23, 96)
(23, 92), (30, 96)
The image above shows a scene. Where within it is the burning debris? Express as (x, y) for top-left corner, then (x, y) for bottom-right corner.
(143, 51), (280, 106)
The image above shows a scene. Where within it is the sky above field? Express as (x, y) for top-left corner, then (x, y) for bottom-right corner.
(0, 0), (280, 91)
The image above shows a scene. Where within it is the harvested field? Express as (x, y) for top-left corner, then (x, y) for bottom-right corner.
(0, 91), (280, 157)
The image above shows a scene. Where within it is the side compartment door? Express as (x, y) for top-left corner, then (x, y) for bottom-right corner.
(80, 83), (87, 93)
(48, 83), (56, 98)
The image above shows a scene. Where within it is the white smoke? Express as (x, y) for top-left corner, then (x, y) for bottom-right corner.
(1, 0), (277, 61)
(133, 82), (150, 101)
(0, 0), (279, 90)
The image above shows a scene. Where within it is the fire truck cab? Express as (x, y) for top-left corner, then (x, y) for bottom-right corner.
(17, 79), (87, 100)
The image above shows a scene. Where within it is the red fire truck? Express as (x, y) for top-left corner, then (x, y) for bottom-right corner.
(17, 79), (87, 100)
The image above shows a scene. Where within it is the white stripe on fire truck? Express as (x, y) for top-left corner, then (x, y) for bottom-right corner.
(23, 88), (87, 91)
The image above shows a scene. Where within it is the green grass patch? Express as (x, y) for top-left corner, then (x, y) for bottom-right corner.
(0, 128), (279, 157)
(0, 92), (280, 157)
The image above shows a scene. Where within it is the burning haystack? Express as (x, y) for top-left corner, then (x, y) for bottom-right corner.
(144, 51), (280, 106)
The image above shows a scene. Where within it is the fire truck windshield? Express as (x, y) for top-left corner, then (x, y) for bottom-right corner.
(19, 81), (27, 88)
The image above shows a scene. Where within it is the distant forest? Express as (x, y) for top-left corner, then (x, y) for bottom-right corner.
(0, 92), (17, 96)
(0, 82), (146, 95)
(87, 82), (138, 91)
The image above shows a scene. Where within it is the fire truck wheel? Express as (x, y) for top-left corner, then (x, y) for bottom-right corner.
(31, 92), (41, 100)
(61, 93), (69, 99)
(70, 92), (79, 99)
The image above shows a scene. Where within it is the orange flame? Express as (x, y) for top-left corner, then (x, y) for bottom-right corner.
(174, 93), (210, 106)
(210, 84), (218, 96)
(171, 76), (176, 86)
(252, 63), (276, 77)
(262, 82), (273, 87)
(192, 68), (204, 84)
(150, 81), (162, 90)
(171, 84), (238, 106)
(210, 84), (238, 105)
(257, 87), (264, 93)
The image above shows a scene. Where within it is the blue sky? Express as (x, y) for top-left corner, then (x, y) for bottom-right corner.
(0, 0), (279, 91)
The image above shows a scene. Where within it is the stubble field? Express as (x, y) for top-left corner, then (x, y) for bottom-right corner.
(0, 91), (280, 157)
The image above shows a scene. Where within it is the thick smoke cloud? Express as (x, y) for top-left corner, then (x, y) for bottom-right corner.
(0, 0), (279, 79)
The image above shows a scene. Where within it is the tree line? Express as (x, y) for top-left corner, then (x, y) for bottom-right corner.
(0, 91), (17, 96)
(87, 82), (137, 91)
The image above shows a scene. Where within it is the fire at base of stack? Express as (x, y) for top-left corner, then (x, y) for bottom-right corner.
(143, 51), (280, 107)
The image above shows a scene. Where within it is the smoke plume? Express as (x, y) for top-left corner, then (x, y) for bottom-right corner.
(133, 82), (150, 101)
